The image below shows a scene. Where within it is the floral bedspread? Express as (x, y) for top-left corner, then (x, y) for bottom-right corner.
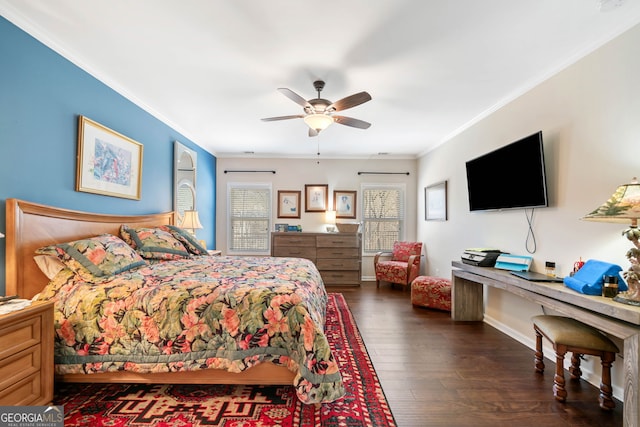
(36, 256), (345, 404)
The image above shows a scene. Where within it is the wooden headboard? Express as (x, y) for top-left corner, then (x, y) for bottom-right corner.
(5, 198), (174, 299)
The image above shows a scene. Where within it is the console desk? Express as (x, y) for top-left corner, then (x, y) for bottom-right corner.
(451, 261), (640, 427)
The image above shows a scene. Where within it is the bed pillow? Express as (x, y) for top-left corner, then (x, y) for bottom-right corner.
(33, 255), (67, 280)
(120, 224), (190, 260)
(161, 225), (209, 255)
(35, 234), (147, 282)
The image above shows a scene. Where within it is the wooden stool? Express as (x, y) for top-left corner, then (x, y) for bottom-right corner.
(411, 276), (451, 311)
(532, 315), (619, 410)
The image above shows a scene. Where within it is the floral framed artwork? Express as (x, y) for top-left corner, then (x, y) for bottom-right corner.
(277, 190), (301, 218)
(76, 116), (143, 200)
(334, 190), (357, 219)
(305, 184), (328, 212)
(425, 180), (448, 221)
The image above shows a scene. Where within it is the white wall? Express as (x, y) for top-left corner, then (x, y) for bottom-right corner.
(417, 23), (640, 400)
(215, 157), (418, 277)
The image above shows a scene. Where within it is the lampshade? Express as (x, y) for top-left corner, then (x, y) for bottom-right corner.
(303, 114), (334, 132)
(179, 210), (203, 232)
(582, 177), (640, 227)
(325, 210), (336, 224)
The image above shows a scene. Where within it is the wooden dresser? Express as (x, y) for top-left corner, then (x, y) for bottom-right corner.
(271, 232), (362, 286)
(0, 301), (54, 405)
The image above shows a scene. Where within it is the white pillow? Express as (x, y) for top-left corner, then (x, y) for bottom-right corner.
(33, 255), (67, 280)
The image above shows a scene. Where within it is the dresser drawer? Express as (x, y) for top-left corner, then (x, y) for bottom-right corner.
(316, 234), (360, 248)
(0, 301), (54, 406)
(320, 270), (361, 285)
(272, 234), (316, 247)
(272, 246), (317, 260)
(316, 258), (360, 270)
(317, 247), (359, 259)
(0, 346), (41, 392)
(271, 232), (361, 287)
(0, 316), (41, 360)
(0, 372), (42, 406)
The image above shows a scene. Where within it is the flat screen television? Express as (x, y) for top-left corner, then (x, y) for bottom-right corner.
(465, 131), (549, 211)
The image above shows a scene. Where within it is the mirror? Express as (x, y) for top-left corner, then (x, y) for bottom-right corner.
(174, 141), (197, 222)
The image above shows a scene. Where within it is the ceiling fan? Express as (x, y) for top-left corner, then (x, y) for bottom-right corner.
(261, 80), (372, 137)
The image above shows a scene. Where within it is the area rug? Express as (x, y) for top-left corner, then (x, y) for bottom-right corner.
(53, 293), (396, 426)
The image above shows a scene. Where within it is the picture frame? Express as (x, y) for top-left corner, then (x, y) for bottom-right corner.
(76, 116), (143, 200)
(275, 223), (288, 232)
(334, 190), (357, 219)
(305, 184), (328, 212)
(425, 180), (448, 221)
(277, 190), (301, 218)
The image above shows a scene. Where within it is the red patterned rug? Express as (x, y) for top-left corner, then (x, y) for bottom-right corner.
(54, 293), (396, 426)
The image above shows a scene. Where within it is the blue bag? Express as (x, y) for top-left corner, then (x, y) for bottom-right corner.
(563, 259), (627, 295)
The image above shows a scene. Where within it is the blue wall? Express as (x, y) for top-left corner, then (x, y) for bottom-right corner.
(0, 17), (216, 295)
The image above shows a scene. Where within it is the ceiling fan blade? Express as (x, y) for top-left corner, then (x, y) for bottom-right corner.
(261, 115), (304, 122)
(277, 88), (312, 109)
(328, 91), (371, 112)
(333, 115), (371, 129)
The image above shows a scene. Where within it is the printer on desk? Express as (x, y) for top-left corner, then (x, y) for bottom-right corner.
(461, 249), (504, 267)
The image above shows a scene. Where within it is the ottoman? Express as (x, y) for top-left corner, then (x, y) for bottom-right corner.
(411, 276), (452, 311)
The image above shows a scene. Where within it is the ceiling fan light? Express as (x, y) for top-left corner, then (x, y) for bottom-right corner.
(303, 114), (334, 132)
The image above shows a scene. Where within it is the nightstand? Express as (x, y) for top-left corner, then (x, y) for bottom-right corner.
(0, 301), (54, 405)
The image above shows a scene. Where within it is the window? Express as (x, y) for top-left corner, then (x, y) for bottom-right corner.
(361, 184), (405, 253)
(227, 183), (271, 254)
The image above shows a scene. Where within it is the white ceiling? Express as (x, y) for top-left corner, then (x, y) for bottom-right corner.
(2, 0), (640, 159)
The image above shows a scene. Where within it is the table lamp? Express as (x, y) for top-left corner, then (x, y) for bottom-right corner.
(582, 177), (640, 305)
(179, 210), (203, 236)
(325, 210), (336, 233)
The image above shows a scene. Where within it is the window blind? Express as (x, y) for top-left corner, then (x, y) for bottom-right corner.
(228, 184), (271, 253)
(362, 185), (404, 253)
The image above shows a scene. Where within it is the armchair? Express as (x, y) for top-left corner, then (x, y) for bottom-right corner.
(374, 241), (423, 289)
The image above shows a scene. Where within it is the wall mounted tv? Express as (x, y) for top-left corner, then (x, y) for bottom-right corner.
(465, 131), (549, 211)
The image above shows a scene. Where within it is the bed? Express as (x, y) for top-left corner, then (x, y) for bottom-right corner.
(4, 198), (344, 404)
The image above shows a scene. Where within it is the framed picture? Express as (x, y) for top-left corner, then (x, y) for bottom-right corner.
(76, 116), (143, 200)
(334, 190), (357, 219)
(275, 223), (288, 232)
(277, 190), (301, 218)
(305, 184), (328, 212)
(425, 180), (448, 221)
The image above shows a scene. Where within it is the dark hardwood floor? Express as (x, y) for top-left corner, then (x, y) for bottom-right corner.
(331, 282), (623, 427)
